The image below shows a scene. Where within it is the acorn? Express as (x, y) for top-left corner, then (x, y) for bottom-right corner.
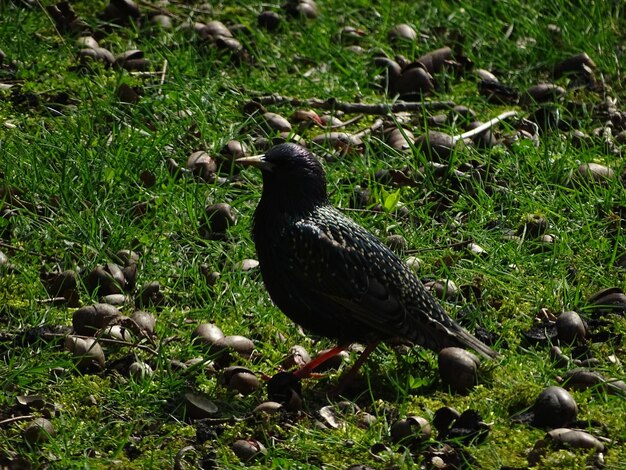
(532, 386), (578, 428)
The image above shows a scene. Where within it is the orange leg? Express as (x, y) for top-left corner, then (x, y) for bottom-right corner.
(335, 341), (380, 393)
(293, 344), (350, 379)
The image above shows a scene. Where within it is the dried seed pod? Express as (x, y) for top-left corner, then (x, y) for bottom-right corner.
(262, 112), (292, 133)
(235, 259), (260, 272)
(417, 47), (454, 74)
(562, 368), (605, 391)
(102, 324), (132, 341)
(65, 336), (106, 370)
(318, 405), (341, 429)
(258, 11), (281, 31)
(424, 280), (459, 301)
(311, 132), (363, 152)
(281, 345), (311, 369)
(386, 127), (414, 151)
(554, 52), (596, 79)
(478, 79), (520, 104)
(390, 416), (431, 446)
(467, 243), (487, 257)
(184, 392), (219, 419)
(587, 287), (626, 315)
(555, 311), (586, 344)
(283, 0), (318, 19)
(42, 269), (78, 301)
(549, 345), (570, 368)
(393, 66), (434, 98)
(232, 439), (267, 463)
(477, 69), (499, 82)
(522, 83), (566, 106)
(432, 406), (461, 435)
(386, 234), (408, 253)
(85, 264), (125, 296)
(415, 131), (456, 162)
(192, 323), (226, 352)
(115, 50), (149, 71)
(532, 386), (578, 428)
(544, 428), (604, 452)
(187, 151), (217, 182)
(577, 163), (615, 183)
(202, 203), (236, 236)
(405, 256), (421, 273)
(131, 310), (156, 336)
(438, 347), (479, 392)
(388, 23), (417, 42)
(253, 401), (284, 415)
(439, 409), (490, 444)
(338, 26), (366, 44)
(152, 14), (172, 29)
(78, 47), (115, 67)
(199, 20), (232, 39)
(218, 140), (248, 173)
(291, 109), (323, 127)
(221, 366), (260, 395)
(129, 361), (153, 380)
(530, 105), (560, 133)
(23, 417), (56, 444)
(117, 83), (140, 104)
(136, 281), (165, 308)
(374, 56), (401, 92)
(76, 36), (99, 49)
(73, 303), (120, 335)
(450, 105), (477, 121)
(528, 428), (605, 465)
(267, 371), (303, 411)
(221, 335), (254, 358)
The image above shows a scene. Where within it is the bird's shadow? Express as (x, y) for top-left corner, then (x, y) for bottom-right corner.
(301, 347), (441, 405)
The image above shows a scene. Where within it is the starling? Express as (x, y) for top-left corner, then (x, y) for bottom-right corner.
(238, 143), (497, 378)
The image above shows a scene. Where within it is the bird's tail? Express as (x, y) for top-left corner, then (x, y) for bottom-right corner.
(448, 324), (499, 360)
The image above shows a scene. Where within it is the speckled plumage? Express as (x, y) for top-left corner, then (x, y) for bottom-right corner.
(241, 143), (497, 360)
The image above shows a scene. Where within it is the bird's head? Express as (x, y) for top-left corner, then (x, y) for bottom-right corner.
(237, 143), (328, 212)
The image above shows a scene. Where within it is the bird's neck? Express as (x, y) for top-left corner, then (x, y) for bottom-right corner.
(258, 177), (328, 215)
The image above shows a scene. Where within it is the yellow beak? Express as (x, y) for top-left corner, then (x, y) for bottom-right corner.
(235, 154), (274, 171)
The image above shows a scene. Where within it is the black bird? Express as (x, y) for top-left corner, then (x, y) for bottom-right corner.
(238, 143), (497, 378)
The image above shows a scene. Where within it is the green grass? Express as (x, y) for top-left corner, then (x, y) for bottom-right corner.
(1, 0), (626, 468)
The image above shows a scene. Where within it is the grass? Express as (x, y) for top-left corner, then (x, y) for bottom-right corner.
(1, 0), (625, 468)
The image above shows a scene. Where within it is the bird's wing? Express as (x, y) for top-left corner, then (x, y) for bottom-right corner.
(282, 211), (414, 337)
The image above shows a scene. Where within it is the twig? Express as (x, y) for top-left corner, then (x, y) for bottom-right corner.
(252, 94), (456, 115)
(453, 110), (518, 143)
(0, 240), (26, 252)
(49, 333), (159, 356)
(354, 118), (384, 139)
(0, 415), (36, 426)
(330, 113), (363, 129)
(158, 59), (168, 94)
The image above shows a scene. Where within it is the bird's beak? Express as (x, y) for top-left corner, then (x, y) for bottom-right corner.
(236, 154), (274, 172)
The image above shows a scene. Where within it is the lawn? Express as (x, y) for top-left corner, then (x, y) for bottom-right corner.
(1, 0), (625, 468)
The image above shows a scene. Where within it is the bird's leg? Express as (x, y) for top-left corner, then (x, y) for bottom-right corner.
(293, 344), (350, 379)
(334, 341), (380, 394)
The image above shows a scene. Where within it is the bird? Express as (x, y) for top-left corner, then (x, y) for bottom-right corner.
(237, 143), (497, 380)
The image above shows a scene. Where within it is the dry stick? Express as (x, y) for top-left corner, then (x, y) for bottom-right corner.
(329, 113), (364, 129)
(0, 415), (36, 426)
(253, 95), (456, 114)
(49, 333), (160, 356)
(354, 118), (384, 139)
(158, 59), (168, 94)
(452, 110), (518, 143)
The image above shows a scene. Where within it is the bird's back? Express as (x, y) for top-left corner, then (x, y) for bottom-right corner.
(254, 203), (497, 359)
